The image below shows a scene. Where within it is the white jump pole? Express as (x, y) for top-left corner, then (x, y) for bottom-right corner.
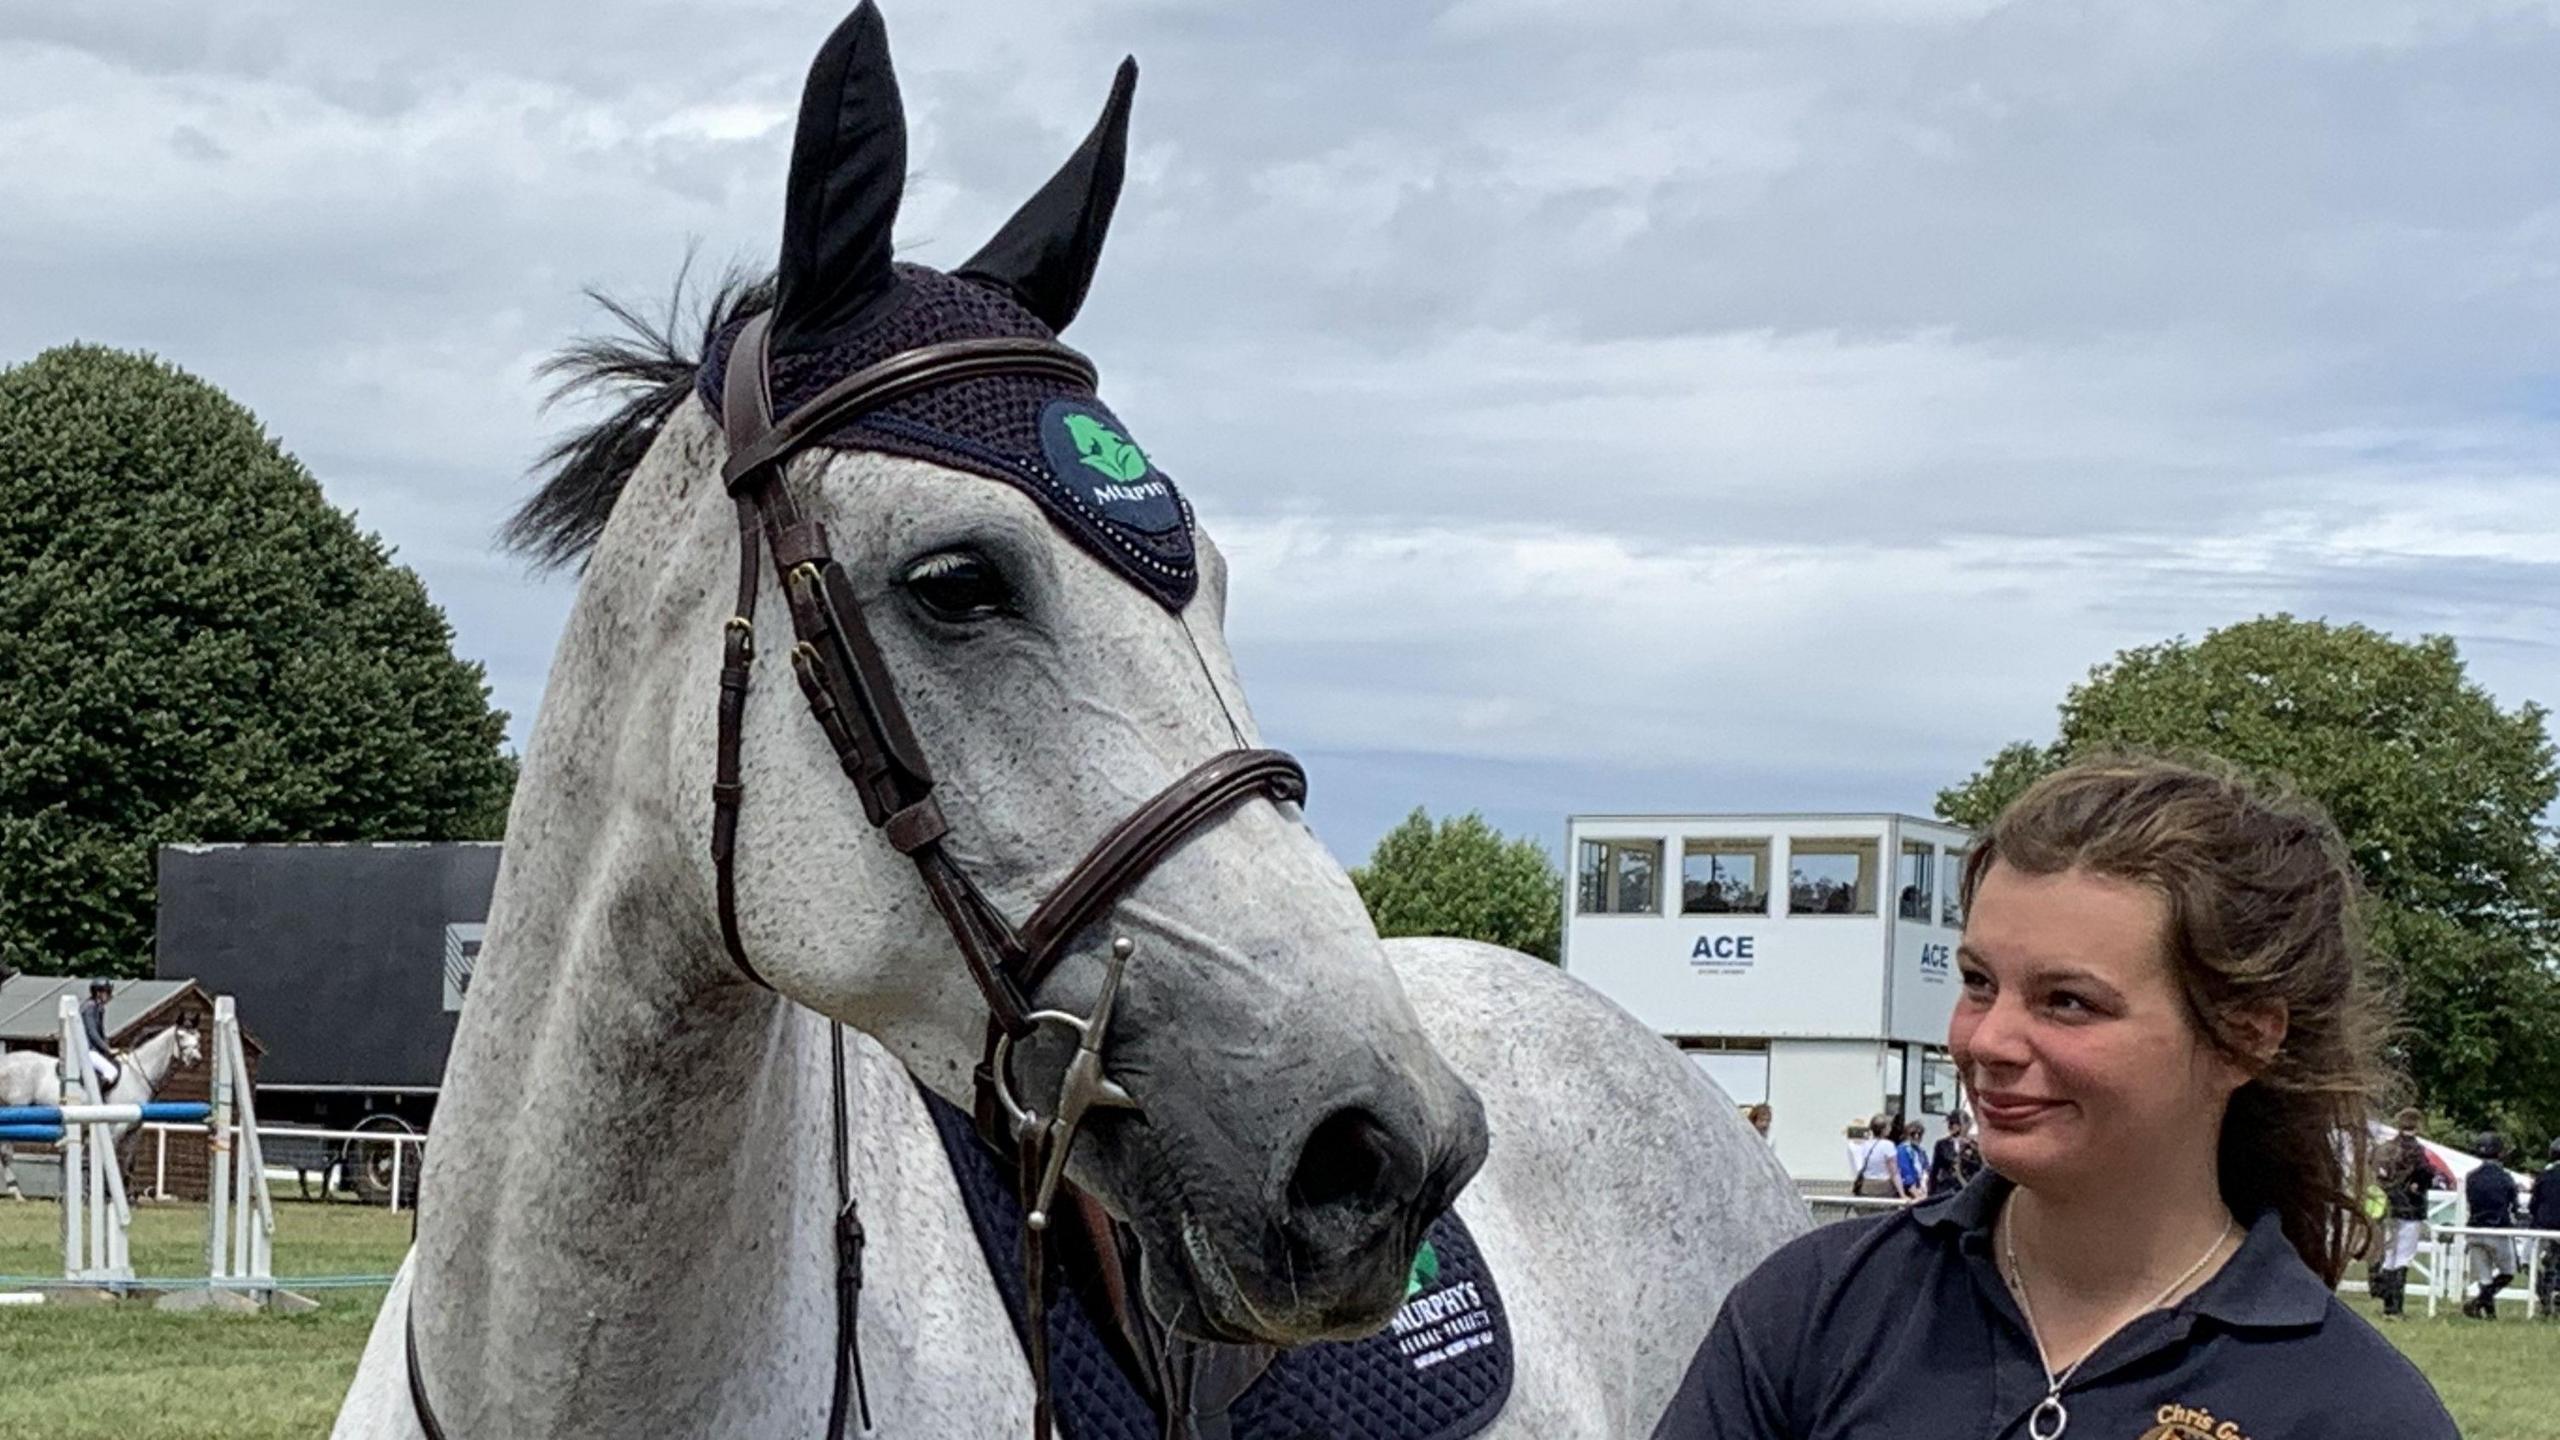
(100, 1107), (134, 1280)
(207, 997), (235, 1281)
(100, 1119), (129, 1279)
(222, 1012), (274, 1286)
(57, 999), (81, 1280)
(81, 1018), (104, 1278)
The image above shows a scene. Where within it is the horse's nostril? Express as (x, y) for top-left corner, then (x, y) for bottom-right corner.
(1287, 1107), (1408, 1219)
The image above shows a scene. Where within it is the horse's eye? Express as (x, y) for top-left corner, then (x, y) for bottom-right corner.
(899, 551), (1016, 622)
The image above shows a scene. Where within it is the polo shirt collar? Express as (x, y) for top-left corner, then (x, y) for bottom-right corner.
(1913, 1167), (2003, 1239)
(1915, 1172), (2331, 1329)
(2186, 1207), (2331, 1329)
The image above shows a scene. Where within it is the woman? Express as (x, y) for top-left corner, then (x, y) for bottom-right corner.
(1652, 755), (2455, 1437)
(1847, 1114), (1898, 1198)
(1746, 1103), (1774, 1141)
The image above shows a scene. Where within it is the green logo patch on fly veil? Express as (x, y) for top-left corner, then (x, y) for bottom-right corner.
(1406, 1239), (1441, 1299)
(1064, 412), (1150, 481)
(1039, 398), (1183, 536)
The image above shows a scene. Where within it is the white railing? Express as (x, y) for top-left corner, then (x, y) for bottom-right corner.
(2422, 1224), (2560, 1317)
(1804, 1191), (1909, 1226)
(135, 1120), (429, 1214)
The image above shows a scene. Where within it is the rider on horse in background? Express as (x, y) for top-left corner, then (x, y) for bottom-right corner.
(79, 978), (121, 1090)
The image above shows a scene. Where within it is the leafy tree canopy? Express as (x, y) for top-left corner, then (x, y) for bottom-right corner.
(1937, 615), (2560, 1148)
(1351, 808), (1563, 963)
(0, 345), (515, 978)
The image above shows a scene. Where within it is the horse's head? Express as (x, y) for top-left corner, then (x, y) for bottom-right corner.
(518, 2), (1487, 1345)
(174, 1026), (203, 1070)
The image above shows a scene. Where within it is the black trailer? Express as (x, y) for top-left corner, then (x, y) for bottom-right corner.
(154, 841), (500, 1200)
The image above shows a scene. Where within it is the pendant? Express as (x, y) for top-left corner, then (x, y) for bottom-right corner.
(2028, 1393), (2068, 1440)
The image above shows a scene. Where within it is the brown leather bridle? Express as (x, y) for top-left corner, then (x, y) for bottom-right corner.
(407, 311), (1305, 1440)
(713, 309), (1303, 1438)
(712, 309), (1304, 1031)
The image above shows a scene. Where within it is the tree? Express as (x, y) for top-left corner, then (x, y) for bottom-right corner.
(1938, 616), (2560, 1147)
(0, 345), (516, 978)
(1351, 809), (1563, 963)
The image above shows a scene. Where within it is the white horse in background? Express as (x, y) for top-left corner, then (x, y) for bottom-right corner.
(0, 1022), (204, 1200)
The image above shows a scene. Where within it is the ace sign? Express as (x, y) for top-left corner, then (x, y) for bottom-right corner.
(1689, 933), (1757, 975)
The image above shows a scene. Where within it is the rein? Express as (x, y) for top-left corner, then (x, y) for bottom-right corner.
(409, 309), (1305, 1439)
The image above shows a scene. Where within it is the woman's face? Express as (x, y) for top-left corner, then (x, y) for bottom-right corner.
(1949, 861), (2250, 1197)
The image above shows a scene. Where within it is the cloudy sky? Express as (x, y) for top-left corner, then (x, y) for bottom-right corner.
(8, 0), (2560, 865)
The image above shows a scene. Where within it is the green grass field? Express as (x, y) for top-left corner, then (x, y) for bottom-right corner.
(0, 1201), (2550, 1438)
(0, 1200), (406, 1440)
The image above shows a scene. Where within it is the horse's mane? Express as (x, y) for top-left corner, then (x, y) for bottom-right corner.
(503, 262), (775, 570)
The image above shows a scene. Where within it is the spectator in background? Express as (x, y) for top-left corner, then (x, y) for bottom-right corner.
(2462, 1132), (2521, 1318)
(1745, 1104), (1772, 1141)
(2370, 1109), (2434, 1320)
(1848, 1115), (1898, 1198)
(1895, 1122), (1929, 1201)
(2531, 1137), (2560, 1318)
(1928, 1113), (1982, 1196)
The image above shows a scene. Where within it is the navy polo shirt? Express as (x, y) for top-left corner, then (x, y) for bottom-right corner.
(1652, 1173), (2456, 1439)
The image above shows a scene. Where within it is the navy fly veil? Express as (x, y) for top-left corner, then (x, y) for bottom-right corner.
(696, 264), (1198, 610)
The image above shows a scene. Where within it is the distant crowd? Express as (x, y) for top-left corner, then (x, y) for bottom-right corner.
(1733, 1098), (2560, 1320)
(2369, 1109), (2560, 1321)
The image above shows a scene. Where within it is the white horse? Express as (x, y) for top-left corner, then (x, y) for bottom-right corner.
(0, 1023), (204, 1200)
(334, 6), (1803, 1436)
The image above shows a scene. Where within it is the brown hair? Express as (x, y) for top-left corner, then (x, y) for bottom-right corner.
(1959, 752), (2384, 1284)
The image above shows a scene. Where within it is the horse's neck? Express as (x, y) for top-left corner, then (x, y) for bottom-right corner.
(117, 1029), (179, 1098)
(408, 482), (853, 1432)
(414, 798), (843, 1430)
(407, 451), (1027, 1434)
(418, 821), (1033, 1432)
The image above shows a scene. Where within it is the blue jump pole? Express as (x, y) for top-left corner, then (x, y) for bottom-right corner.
(0, 1124), (63, 1143)
(134, 1102), (213, 1123)
(0, 1102), (210, 1126)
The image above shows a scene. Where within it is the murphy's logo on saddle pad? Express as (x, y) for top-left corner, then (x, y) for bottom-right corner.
(2139, 1402), (2255, 1440)
(1390, 1246), (1497, 1373)
(1040, 398), (1184, 535)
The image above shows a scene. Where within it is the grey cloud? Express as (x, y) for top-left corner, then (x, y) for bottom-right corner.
(9, 0), (2560, 864)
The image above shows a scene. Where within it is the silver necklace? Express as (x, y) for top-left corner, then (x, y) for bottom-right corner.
(2002, 1206), (2233, 1440)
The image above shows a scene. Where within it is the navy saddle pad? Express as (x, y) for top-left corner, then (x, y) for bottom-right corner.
(921, 1092), (1514, 1440)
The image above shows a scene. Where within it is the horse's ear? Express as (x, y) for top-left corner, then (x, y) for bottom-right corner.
(772, 1), (908, 353)
(956, 57), (1137, 333)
